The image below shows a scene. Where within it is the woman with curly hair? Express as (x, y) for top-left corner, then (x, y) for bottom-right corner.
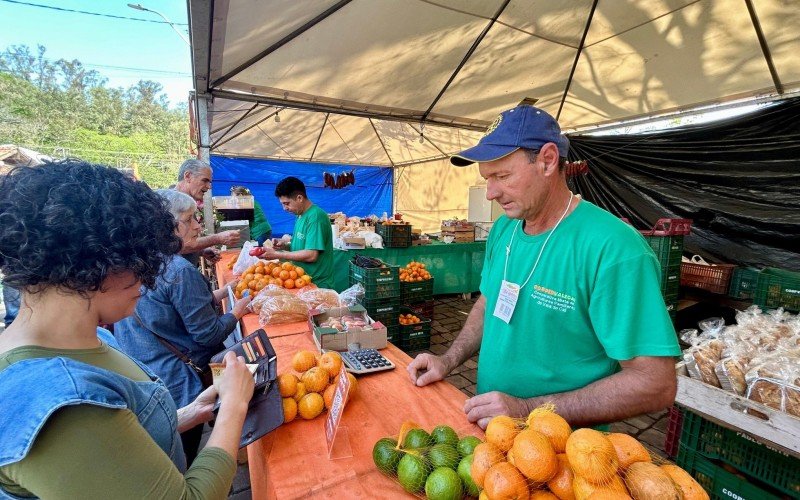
(0, 160), (254, 499)
(115, 188), (252, 466)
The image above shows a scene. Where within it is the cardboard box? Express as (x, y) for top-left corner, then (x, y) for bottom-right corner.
(342, 237), (366, 250)
(311, 305), (388, 352)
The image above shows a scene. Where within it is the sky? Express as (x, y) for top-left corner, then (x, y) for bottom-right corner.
(0, 0), (192, 108)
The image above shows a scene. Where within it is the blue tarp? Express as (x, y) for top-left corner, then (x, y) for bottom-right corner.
(210, 156), (393, 236)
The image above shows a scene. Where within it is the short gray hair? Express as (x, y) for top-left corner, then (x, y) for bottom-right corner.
(177, 159), (210, 181)
(155, 189), (196, 220)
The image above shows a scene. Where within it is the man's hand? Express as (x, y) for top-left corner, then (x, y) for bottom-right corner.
(407, 353), (453, 387)
(271, 238), (287, 249)
(178, 385), (219, 432)
(216, 230), (241, 247)
(202, 247), (221, 263)
(260, 247), (281, 260)
(464, 391), (531, 429)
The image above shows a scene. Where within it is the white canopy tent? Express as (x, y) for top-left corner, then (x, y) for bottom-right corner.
(187, 0), (800, 230)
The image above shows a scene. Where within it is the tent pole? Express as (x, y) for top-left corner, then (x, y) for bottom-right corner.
(744, 0), (783, 94)
(196, 93), (216, 235)
(557, 0), (599, 120)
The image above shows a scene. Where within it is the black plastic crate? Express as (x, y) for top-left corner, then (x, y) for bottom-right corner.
(729, 267), (760, 300)
(349, 261), (400, 299)
(386, 325), (400, 345)
(376, 223), (412, 248)
(400, 278), (434, 303)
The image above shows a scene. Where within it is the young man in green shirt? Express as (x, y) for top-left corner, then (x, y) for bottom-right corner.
(261, 176), (334, 289)
(407, 105), (681, 430)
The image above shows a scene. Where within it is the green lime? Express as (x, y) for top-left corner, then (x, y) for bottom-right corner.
(372, 438), (402, 474)
(428, 443), (460, 470)
(431, 425), (459, 447)
(403, 428), (433, 450)
(457, 435), (482, 458)
(425, 467), (463, 500)
(397, 453), (430, 493)
(457, 454), (480, 497)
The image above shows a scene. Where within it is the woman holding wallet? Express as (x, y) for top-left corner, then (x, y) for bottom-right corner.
(0, 160), (254, 499)
(114, 188), (252, 466)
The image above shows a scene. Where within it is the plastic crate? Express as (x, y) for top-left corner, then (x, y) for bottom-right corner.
(754, 267), (800, 312)
(676, 446), (785, 500)
(729, 267), (760, 301)
(644, 234), (685, 270)
(360, 296), (401, 326)
(376, 223), (412, 248)
(386, 325), (400, 345)
(681, 262), (736, 294)
(399, 307), (432, 352)
(664, 405), (684, 458)
(406, 299), (434, 321)
(400, 278), (434, 303)
(349, 262), (400, 299)
(677, 407), (800, 497)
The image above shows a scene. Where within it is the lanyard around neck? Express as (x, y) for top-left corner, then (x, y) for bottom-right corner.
(502, 192), (575, 290)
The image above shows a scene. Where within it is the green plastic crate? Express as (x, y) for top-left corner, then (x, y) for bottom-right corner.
(376, 223), (412, 248)
(729, 267), (760, 300)
(677, 408), (800, 497)
(386, 325), (400, 345)
(360, 296), (400, 326)
(645, 234), (684, 269)
(349, 262), (400, 299)
(754, 267), (800, 312)
(406, 299), (434, 321)
(399, 307), (431, 352)
(676, 446), (784, 500)
(400, 278), (434, 303)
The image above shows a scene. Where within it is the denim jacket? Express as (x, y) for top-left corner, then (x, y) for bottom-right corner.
(0, 329), (186, 499)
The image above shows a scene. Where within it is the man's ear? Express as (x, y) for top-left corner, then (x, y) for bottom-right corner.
(540, 143), (561, 175)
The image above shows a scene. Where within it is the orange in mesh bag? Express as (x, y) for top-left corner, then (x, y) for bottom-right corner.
(257, 294), (309, 325)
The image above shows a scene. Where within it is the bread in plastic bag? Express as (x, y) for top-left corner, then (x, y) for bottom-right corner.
(248, 285), (290, 314)
(338, 283), (365, 307)
(683, 338), (724, 387)
(257, 294), (309, 325)
(745, 353), (800, 417)
(297, 288), (342, 311)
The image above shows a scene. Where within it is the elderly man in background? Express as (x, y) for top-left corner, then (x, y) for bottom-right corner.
(174, 159), (241, 265)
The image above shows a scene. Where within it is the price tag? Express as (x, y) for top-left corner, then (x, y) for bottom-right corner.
(325, 365), (352, 457)
(493, 280), (520, 324)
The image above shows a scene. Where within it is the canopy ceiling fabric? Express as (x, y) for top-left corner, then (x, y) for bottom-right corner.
(189, 0), (800, 166)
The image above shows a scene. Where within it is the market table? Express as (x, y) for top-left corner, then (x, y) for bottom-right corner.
(333, 240), (486, 294)
(247, 332), (484, 499)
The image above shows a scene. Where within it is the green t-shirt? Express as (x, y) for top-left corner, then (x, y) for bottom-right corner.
(0, 345), (236, 500)
(477, 201), (680, 400)
(290, 203), (334, 289)
(251, 200), (272, 238)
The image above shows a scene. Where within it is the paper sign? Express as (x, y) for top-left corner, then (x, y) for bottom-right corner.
(325, 365), (352, 456)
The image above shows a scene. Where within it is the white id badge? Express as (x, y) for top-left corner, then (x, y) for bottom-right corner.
(493, 280), (520, 324)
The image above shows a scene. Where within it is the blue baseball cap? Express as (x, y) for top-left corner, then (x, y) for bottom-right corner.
(450, 105), (570, 167)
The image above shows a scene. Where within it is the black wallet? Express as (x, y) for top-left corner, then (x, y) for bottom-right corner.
(210, 329), (283, 448)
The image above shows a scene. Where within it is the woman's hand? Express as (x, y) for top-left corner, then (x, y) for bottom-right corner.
(231, 295), (252, 319)
(217, 351), (254, 409)
(177, 385), (219, 432)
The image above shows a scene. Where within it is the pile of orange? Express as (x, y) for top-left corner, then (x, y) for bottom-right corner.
(471, 407), (708, 500)
(279, 350), (357, 424)
(399, 313), (421, 325)
(234, 261), (312, 298)
(399, 261), (431, 282)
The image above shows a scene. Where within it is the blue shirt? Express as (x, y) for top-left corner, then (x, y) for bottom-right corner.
(115, 255), (238, 407)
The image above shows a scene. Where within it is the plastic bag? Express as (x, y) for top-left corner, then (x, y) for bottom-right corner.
(257, 294), (310, 326)
(249, 285), (290, 314)
(745, 353), (800, 417)
(233, 241), (261, 276)
(297, 288), (342, 312)
(683, 338), (724, 387)
(338, 283), (365, 307)
(697, 317), (726, 340)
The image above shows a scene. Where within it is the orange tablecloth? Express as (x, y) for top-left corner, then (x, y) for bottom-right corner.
(247, 333), (483, 499)
(215, 251), (309, 338)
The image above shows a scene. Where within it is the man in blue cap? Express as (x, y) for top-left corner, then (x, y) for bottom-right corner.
(408, 105), (680, 429)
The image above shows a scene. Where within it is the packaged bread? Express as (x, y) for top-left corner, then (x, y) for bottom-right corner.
(257, 294), (309, 325)
(745, 354), (800, 417)
(683, 338), (724, 387)
(249, 285), (290, 314)
(297, 288), (341, 312)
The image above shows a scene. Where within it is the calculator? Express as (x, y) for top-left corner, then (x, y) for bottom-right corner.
(340, 348), (395, 375)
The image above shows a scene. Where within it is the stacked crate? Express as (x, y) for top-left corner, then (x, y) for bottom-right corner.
(640, 218), (692, 322)
(401, 278), (434, 351)
(376, 223), (412, 248)
(728, 267), (760, 301)
(349, 261), (401, 344)
(754, 267), (800, 312)
(674, 407), (799, 499)
(399, 307), (432, 352)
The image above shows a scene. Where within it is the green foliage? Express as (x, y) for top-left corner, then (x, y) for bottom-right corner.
(0, 44), (190, 188)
